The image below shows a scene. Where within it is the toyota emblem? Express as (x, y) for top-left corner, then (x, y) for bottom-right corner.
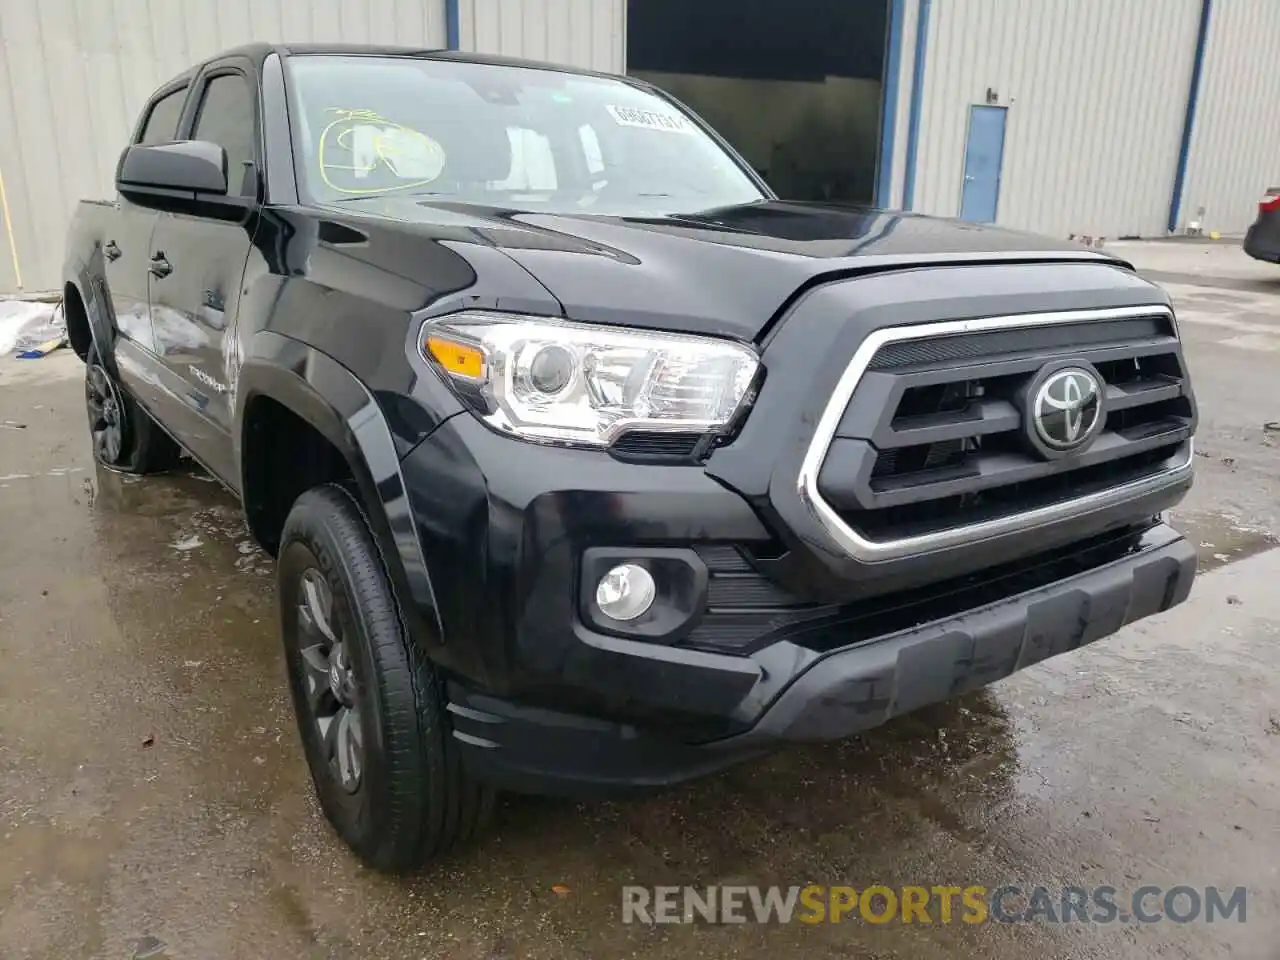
(1032, 367), (1103, 452)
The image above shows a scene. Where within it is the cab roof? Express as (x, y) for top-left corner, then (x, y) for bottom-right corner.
(164, 42), (620, 87)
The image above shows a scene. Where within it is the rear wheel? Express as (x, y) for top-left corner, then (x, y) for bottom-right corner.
(278, 484), (493, 872)
(84, 343), (180, 473)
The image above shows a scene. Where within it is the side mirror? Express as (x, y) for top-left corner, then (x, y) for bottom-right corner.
(117, 140), (229, 196)
(115, 141), (254, 218)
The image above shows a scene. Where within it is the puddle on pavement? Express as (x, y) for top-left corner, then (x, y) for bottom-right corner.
(89, 460), (273, 577)
(1170, 509), (1280, 572)
(89, 458), (225, 516)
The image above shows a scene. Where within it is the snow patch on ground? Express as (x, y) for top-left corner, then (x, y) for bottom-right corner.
(0, 299), (65, 354)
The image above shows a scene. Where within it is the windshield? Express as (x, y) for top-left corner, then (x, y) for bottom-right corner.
(284, 55), (767, 216)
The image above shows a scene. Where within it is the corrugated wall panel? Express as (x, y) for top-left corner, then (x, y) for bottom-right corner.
(911, 0), (1201, 239)
(1180, 0), (1280, 235)
(458, 0), (625, 73)
(0, 0), (446, 294)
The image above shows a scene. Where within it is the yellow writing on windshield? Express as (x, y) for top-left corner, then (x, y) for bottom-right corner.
(317, 108), (446, 195)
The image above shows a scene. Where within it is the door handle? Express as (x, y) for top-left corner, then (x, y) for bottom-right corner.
(148, 253), (173, 279)
(104, 240), (121, 261)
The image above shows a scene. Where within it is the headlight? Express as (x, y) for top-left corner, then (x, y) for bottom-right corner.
(421, 311), (760, 446)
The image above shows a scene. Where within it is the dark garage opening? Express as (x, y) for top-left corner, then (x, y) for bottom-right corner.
(627, 0), (890, 206)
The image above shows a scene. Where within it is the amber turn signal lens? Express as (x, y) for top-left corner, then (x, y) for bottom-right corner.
(425, 335), (485, 379)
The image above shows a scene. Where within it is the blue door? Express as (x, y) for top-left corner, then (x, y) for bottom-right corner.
(959, 105), (1008, 223)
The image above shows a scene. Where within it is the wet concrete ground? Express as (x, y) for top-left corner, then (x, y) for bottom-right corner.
(1, 242), (1278, 959)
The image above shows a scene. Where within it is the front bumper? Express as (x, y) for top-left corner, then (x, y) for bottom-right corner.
(446, 523), (1196, 796)
(731, 526), (1196, 743)
(400, 407), (1188, 734)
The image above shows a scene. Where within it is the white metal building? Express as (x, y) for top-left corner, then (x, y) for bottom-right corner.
(0, 0), (1277, 295)
(883, 0), (1280, 244)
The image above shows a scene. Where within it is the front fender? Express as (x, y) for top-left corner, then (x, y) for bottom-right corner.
(236, 331), (445, 651)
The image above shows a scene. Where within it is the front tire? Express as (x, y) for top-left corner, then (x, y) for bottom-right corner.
(84, 343), (180, 473)
(278, 484), (493, 872)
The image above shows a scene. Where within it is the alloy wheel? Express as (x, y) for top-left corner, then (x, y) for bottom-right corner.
(85, 363), (124, 464)
(296, 568), (364, 793)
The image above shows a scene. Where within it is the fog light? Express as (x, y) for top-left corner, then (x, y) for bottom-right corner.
(594, 563), (656, 621)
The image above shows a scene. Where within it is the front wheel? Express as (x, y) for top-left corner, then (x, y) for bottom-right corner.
(278, 484), (493, 871)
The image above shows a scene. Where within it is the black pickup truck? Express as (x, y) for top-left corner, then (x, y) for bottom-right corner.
(63, 43), (1198, 872)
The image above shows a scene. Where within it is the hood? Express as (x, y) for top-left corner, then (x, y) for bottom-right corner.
(320, 198), (1130, 341)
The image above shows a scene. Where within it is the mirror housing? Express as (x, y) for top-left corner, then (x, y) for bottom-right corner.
(115, 141), (253, 216)
(118, 141), (228, 194)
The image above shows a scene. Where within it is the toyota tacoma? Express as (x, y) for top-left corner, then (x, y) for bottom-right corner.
(62, 44), (1198, 872)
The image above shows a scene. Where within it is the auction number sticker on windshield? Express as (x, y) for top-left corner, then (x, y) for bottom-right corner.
(606, 104), (693, 134)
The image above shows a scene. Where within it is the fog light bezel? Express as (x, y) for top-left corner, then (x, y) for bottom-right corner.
(579, 547), (709, 643)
